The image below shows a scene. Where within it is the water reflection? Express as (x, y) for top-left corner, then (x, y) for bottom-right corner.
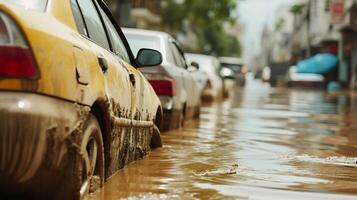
(90, 80), (357, 200)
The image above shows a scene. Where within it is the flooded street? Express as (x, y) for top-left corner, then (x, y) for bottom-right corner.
(91, 80), (357, 200)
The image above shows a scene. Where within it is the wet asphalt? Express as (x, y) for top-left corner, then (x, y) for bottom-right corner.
(90, 80), (357, 200)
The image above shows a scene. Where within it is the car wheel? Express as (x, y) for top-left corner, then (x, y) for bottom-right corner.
(193, 106), (201, 119)
(72, 114), (105, 200)
(150, 125), (162, 148)
(178, 106), (186, 129)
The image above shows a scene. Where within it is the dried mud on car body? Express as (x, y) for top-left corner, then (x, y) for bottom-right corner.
(0, 95), (91, 198)
(0, 95), (155, 198)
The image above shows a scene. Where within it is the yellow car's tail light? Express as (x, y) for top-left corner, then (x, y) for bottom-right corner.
(0, 13), (38, 78)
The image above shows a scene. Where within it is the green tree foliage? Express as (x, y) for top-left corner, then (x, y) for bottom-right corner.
(160, 0), (241, 57)
(290, 4), (305, 14)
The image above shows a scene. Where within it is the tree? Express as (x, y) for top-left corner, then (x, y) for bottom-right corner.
(160, 0), (241, 57)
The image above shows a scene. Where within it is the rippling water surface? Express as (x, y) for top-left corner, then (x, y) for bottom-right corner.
(91, 80), (357, 200)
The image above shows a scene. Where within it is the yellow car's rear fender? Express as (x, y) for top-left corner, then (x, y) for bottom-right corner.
(0, 3), (105, 106)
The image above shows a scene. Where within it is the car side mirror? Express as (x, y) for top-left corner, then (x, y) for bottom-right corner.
(190, 61), (200, 70)
(136, 48), (163, 67)
(187, 61), (199, 72)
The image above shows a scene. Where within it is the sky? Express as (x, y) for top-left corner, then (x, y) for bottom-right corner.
(236, 0), (296, 63)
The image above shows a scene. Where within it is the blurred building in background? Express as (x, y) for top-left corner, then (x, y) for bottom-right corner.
(107, 0), (162, 29)
(259, 0), (357, 88)
(340, 0), (357, 89)
(107, 0), (241, 58)
(259, 5), (295, 83)
(130, 0), (162, 29)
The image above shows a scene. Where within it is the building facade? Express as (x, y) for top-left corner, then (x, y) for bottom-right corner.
(108, 0), (162, 29)
(260, 0), (357, 87)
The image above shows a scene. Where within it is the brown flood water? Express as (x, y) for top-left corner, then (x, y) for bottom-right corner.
(90, 80), (357, 200)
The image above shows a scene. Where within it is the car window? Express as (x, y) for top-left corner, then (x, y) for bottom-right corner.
(97, 6), (129, 62)
(1, 0), (47, 11)
(125, 34), (160, 57)
(71, 0), (88, 36)
(170, 42), (186, 68)
(173, 41), (188, 68)
(221, 63), (242, 71)
(76, 0), (110, 50)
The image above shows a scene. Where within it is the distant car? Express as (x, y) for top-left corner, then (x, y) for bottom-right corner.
(262, 63), (290, 85)
(286, 66), (325, 87)
(0, 0), (163, 199)
(123, 28), (201, 130)
(262, 66), (271, 82)
(219, 57), (246, 85)
(185, 53), (224, 101)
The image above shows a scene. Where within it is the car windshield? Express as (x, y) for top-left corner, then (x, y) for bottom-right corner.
(1, 0), (47, 11)
(125, 34), (160, 57)
(221, 63), (242, 71)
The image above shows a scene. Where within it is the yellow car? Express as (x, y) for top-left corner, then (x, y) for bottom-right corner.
(0, 0), (163, 199)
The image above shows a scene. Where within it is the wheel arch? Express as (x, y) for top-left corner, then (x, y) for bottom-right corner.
(151, 105), (163, 148)
(154, 106), (163, 130)
(90, 99), (111, 179)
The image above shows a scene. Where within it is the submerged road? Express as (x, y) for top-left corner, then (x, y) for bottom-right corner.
(91, 80), (357, 200)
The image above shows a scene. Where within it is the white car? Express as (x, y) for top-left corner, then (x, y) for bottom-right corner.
(219, 57), (246, 86)
(185, 53), (224, 100)
(123, 28), (201, 130)
(262, 66), (271, 82)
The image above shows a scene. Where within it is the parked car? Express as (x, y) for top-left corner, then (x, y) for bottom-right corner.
(185, 53), (224, 101)
(262, 66), (271, 82)
(0, 0), (163, 199)
(219, 57), (246, 85)
(262, 63), (290, 85)
(123, 28), (201, 130)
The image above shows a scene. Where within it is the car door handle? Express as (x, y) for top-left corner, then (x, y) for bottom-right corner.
(129, 73), (136, 86)
(97, 56), (108, 73)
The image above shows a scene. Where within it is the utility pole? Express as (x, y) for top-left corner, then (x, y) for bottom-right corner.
(306, 0), (311, 58)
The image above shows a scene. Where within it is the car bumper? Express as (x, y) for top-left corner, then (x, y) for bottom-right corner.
(0, 92), (88, 197)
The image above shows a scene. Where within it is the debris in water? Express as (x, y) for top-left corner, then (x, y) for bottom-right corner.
(194, 163), (240, 176)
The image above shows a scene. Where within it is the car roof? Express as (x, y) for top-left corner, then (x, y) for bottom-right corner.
(122, 28), (171, 40)
(123, 28), (181, 64)
(185, 53), (216, 60)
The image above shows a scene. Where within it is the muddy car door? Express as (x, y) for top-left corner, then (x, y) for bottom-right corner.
(73, 0), (132, 110)
(96, 0), (165, 169)
(96, 2), (160, 124)
(74, 0), (134, 175)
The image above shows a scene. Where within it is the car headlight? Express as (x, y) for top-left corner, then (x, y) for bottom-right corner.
(220, 68), (234, 77)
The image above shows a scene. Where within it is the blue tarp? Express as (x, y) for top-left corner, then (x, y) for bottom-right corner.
(296, 53), (338, 74)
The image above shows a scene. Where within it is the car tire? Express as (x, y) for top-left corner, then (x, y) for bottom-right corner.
(178, 105), (186, 129)
(150, 125), (162, 148)
(193, 106), (201, 119)
(67, 114), (105, 200)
